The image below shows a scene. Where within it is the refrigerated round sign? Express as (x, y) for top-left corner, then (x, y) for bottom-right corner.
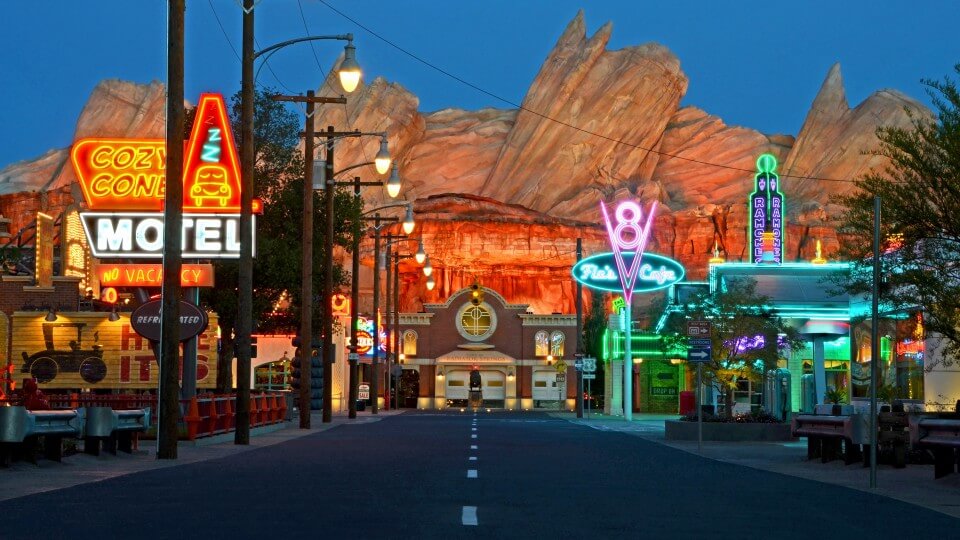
(130, 299), (209, 342)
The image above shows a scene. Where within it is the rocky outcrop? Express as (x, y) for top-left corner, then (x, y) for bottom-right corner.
(0, 14), (932, 313)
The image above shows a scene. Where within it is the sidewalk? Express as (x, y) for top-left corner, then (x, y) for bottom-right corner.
(555, 412), (960, 519)
(0, 410), (404, 502)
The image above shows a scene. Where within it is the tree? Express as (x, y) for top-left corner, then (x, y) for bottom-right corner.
(661, 279), (804, 417)
(201, 88), (363, 391)
(835, 65), (960, 367)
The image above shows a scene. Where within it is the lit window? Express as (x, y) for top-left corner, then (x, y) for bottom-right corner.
(460, 305), (492, 337)
(403, 330), (418, 356)
(550, 331), (565, 357)
(535, 331), (549, 356)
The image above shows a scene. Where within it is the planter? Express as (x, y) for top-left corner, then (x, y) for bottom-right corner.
(665, 420), (795, 442)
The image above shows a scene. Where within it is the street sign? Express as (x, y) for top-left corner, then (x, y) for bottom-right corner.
(574, 359), (583, 370)
(582, 357), (597, 373)
(689, 338), (711, 348)
(687, 347), (711, 363)
(358, 383), (370, 400)
(556, 373), (566, 383)
(686, 320), (711, 338)
(583, 373), (596, 380)
(348, 352), (360, 362)
(555, 360), (567, 373)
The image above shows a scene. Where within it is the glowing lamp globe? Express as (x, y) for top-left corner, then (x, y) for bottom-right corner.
(374, 138), (391, 175)
(338, 42), (362, 93)
(402, 205), (415, 235)
(423, 255), (433, 277)
(385, 164), (401, 198)
(415, 240), (426, 264)
(426, 274), (435, 291)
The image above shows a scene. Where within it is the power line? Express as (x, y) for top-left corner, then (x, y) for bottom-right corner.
(297, 0), (328, 76)
(315, 0), (861, 185)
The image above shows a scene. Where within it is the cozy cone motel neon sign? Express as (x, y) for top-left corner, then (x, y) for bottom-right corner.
(572, 200), (685, 421)
(71, 93), (257, 259)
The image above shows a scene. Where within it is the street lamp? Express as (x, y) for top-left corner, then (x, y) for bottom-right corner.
(403, 205), (416, 235)
(426, 274), (435, 291)
(240, 20), (359, 438)
(374, 136), (392, 175)
(423, 255), (433, 277)
(381, 234), (428, 410)
(415, 241), (426, 264)
(386, 165), (402, 199)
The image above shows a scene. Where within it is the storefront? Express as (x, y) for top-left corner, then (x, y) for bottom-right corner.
(395, 285), (577, 410)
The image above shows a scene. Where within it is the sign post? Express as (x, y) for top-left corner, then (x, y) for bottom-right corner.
(582, 357), (596, 418)
(687, 321), (712, 454)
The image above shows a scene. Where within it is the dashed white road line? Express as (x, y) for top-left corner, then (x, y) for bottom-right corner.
(470, 444), (478, 450)
(471, 434), (477, 439)
(462, 506), (478, 526)
(471, 427), (477, 431)
(467, 469), (478, 478)
(469, 456), (477, 461)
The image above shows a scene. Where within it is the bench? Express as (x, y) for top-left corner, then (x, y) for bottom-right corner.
(0, 407), (83, 465)
(83, 407), (151, 456)
(791, 414), (864, 464)
(910, 417), (960, 479)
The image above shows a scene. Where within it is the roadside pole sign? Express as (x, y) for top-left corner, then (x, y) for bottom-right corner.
(348, 352), (360, 362)
(686, 320), (711, 338)
(556, 373), (566, 383)
(582, 357), (597, 373)
(583, 373), (596, 380)
(687, 337), (712, 363)
(358, 384), (370, 400)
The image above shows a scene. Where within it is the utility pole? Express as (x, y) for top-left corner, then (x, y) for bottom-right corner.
(323, 126), (335, 424)
(235, 0), (255, 445)
(870, 195), (881, 488)
(349, 177), (361, 419)
(157, 0), (184, 460)
(271, 96), (346, 428)
(384, 241), (392, 411)
(576, 237), (583, 419)
(393, 250), (401, 409)
(371, 215), (381, 414)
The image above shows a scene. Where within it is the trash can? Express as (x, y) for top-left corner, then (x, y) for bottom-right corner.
(679, 391), (695, 416)
(356, 400), (366, 412)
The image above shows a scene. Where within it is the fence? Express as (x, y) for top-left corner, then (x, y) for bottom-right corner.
(0, 392), (287, 441)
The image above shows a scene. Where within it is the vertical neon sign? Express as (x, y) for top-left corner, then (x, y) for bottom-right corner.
(599, 200), (658, 304)
(599, 199), (657, 422)
(748, 154), (783, 264)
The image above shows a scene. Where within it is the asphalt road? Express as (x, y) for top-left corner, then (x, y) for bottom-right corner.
(1, 411), (957, 538)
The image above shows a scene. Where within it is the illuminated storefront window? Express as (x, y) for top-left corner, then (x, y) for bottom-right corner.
(550, 331), (565, 356)
(254, 358), (291, 391)
(535, 331), (549, 356)
(402, 330), (418, 356)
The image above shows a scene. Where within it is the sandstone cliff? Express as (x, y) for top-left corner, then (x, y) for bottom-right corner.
(0, 13), (930, 313)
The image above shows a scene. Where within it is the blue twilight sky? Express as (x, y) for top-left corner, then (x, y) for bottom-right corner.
(1, 0), (958, 169)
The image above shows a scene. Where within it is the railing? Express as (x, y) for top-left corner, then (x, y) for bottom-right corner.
(1, 392), (288, 441)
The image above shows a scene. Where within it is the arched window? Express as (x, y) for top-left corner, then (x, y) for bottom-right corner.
(403, 330), (418, 356)
(535, 330), (549, 356)
(550, 331), (565, 357)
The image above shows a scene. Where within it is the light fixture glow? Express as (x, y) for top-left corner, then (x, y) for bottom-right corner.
(426, 274), (435, 291)
(374, 137), (391, 174)
(422, 255), (433, 277)
(386, 164), (401, 198)
(338, 42), (362, 93)
(45, 308), (58, 322)
(415, 240), (426, 264)
(402, 205), (415, 235)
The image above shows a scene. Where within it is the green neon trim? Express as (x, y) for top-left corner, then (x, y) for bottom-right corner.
(602, 328), (609, 361)
(757, 153), (777, 174)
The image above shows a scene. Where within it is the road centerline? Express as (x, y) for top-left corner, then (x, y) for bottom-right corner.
(462, 506), (478, 526)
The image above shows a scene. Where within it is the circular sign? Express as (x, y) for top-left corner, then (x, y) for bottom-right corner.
(355, 330), (373, 355)
(571, 252), (685, 293)
(130, 299), (209, 342)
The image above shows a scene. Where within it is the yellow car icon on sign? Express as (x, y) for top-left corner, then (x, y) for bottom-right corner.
(189, 163), (232, 207)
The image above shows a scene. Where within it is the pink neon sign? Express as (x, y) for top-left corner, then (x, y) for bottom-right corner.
(600, 200), (658, 304)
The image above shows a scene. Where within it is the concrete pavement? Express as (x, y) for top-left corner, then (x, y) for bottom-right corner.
(0, 410), (403, 502)
(559, 412), (960, 519)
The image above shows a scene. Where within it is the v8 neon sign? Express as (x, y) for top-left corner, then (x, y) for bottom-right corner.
(599, 200), (658, 304)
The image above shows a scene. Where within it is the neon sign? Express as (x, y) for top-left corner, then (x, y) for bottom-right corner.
(573, 253), (685, 293)
(748, 154), (784, 264)
(98, 263), (214, 287)
(600, 200), (657, 304)
(71, 93), (258, 260)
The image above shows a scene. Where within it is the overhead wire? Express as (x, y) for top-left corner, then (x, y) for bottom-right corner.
(315, 0), (862, 185)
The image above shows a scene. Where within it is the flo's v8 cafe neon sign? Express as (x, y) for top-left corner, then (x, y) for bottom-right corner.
(71, 93), (258, 259)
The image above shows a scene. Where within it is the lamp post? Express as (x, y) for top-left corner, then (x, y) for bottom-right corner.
(380, 234), (427, 409)
(305, 129), (391, 423)
(240, 15), (359, 436)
